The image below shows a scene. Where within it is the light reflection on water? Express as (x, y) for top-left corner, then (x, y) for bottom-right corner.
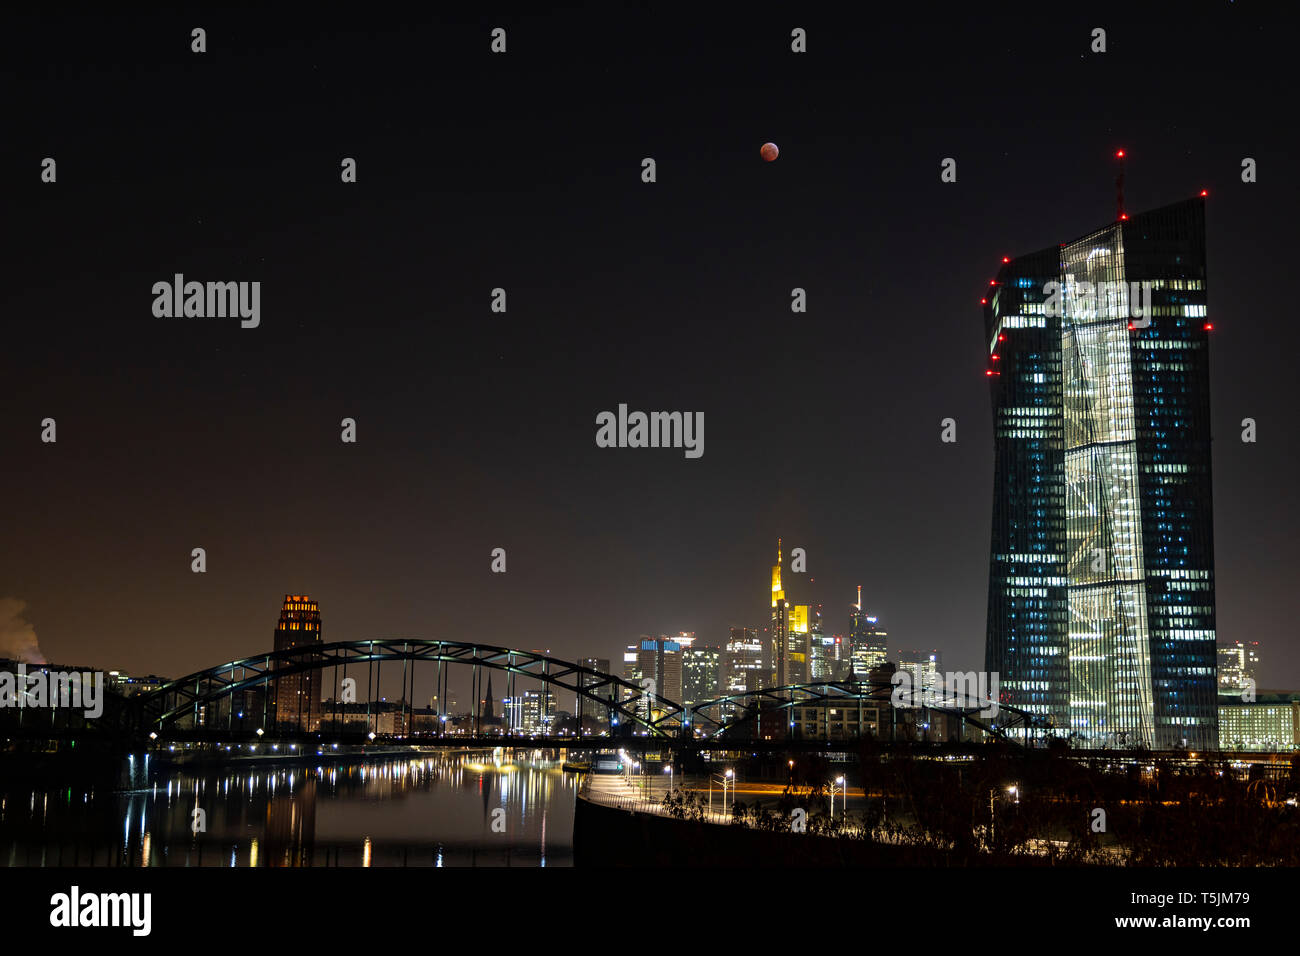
(1, 750), (576, 867)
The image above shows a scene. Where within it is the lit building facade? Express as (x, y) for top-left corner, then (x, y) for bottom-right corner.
(577, 656), (611, 731)
(808, 605), (840, 681)
(521, 687), (556, 734)
(848, 588), (887, 678)
(624, 637), (682, 718)
(1218, 693), (1299, 751)
(723, 626), (764, 696)
(272, 594), (323, 732)
(682, 644), (721, 706)
(770, 541), (789, 689)
(985, 197), (1218, 750)
(786, 603), (810, 685)
(896, 650), (942, 698)
(1217, 641), (1260, 696)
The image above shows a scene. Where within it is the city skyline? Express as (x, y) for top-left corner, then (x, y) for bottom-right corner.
(5, 8), (1298, 697)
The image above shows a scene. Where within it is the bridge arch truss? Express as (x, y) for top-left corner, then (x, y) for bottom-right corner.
(127, 640), (693, 741)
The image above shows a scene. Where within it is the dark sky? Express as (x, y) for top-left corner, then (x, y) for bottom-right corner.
(3, 3), (1298, 700)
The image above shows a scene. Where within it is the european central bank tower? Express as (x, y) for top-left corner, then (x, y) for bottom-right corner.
(983, 196), (1217, 750)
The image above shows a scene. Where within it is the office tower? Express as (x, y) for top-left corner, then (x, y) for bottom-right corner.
(521, 688), (557, 734)
(272, 594), (323, 732)
(723, 626), (764, 695)
(671, 631), (696, 650)
(783, 603), (809, 685)
(1218, 692), (1300, 751)
(502, 694), (523, 732)
(577, 657), (611, 731)
(770, 540), (788, 688)
(682, 643), (721, 706)
(1217, 641), (1260, 696)
(808, 605), (838, 681)
(626, 637), (683, 715)
(848, 587), (888, 677)
(984, 196), (1218, 750)
(896, 650), (942, 698)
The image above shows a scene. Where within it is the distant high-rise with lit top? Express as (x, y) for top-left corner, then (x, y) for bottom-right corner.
(272, 594), (323, 732)
(984, 195), (1218, 750)
(848, 587), (887, 678)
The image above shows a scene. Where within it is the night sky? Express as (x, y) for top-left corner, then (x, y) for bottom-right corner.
(4, 3), (1298, 700)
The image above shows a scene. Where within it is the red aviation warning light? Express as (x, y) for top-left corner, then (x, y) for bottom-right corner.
(1002, 256), (1010, 263)
(980, 298), (987, 305)
(1200, 189), (1208, 197)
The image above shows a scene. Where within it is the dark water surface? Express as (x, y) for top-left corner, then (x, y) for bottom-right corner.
(1, 750), (576, 867)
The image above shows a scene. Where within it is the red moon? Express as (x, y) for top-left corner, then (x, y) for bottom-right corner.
(760, 142), (779, 162)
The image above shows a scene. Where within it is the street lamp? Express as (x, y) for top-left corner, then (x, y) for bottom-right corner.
(836, 775), (846, 821)
(664, 763), (673, 797)
(710, 768), (735, 821)
(989, 785), (1017, 846)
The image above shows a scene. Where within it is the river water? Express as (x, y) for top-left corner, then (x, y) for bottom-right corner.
(1, 750), (576, 867)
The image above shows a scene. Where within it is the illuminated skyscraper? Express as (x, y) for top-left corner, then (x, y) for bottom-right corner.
(984, 196), (1218, 750)
(682, 644), (721, 705)
(577, 656), (611, 731)
(1217, 641), (1260, 696)
(723, 626), (764, 695)
(808, 605), (839, 681)
(770, 540), (789, 688)
(626, 637), (682, 716)
(786, 603), (810, 685)
(272, 594), (323, 732)
(848, 587), (887, 677)
(897, 649), (942, 698)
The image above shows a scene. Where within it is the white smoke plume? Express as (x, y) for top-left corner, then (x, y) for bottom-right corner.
(0, 598), (47, 664)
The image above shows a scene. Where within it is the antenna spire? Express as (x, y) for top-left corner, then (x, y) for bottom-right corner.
(1115, 149), (1127, 220)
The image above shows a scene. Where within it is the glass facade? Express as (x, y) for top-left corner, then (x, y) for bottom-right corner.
(985, 198), (1218, 750)
(983, 247), (1071, 733)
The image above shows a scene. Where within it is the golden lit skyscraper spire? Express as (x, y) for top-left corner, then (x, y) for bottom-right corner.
(857, 584), (862, 611)
(771, 538), (784, 606)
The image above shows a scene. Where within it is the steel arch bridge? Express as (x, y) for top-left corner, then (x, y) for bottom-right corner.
(683, 680), (1054, 743)
(102, 642), (1051, 747)
(123, 639), (693, 741)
